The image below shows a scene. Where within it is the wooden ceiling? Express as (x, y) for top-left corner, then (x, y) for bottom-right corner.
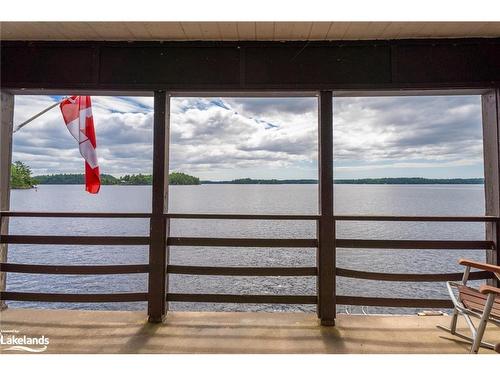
(1, 22), (499, 41)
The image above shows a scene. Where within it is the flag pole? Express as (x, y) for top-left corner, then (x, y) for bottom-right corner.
(13, 96), (69, 133)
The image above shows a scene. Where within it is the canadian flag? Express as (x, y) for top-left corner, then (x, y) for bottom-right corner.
(59, 96), (101, 194)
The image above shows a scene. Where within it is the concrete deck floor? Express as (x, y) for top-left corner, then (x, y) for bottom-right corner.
(1, 308), (500, 354)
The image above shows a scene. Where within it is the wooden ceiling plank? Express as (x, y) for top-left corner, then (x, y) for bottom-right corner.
(199, 22), (221, 40)
(391, 22), (428, 38)
(1, 22), (35, 40)
(380, 22), (412, 39)
(85, 22), (137, 40)
(291, 22), (313, 39)
(467, 22), (500, 37)
(30, 22), (69, 40)
(361, 22), (392, 39)
(326, 22), (351, 40)
(344, 22), (391, 40)
(423, 22), (488, 39)
(144, 22), (186, 40)
(217, 22), (238, 40)
(236, 22), (256, 40)
(180, 22), (204, 40)
(124, 22), (153, 39)
(54, 22), (99, 40)
(418, 22), (446, 38)
(308, 22), (333, 40)
(454, 22), (500, 37)
(255, 22), (274, 40)
(274, 22), (296, 41)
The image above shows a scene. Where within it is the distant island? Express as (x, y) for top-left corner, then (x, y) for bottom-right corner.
(31, 175), (484, 186)
(11, 161), (485, 189)
(33, 171), (200, 186)
(202, 177), (484, 185)
(335, 177), (484, 185)
(202, 178), (318, 184)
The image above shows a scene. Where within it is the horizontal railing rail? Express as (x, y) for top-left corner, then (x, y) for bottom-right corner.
(4, 211), (499, 222)
(336, 239), (494, 250)
(167, 237), (317, 248)
(0, 263), (150, 274)
(0, 210), (498, 310)
(0, 211), (152, 218)
(334, 215), (500, 222)
(167, 265), (317, 276)
(0, 235), (150, 245)
(166, 213), (320, 220)
(166, 293), (317, 304)
(1, 291), (148, 303)
(336, 296), (453, 308)
(336, 267), (492, 282)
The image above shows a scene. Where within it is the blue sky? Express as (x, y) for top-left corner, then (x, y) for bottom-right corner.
(12, 94), (484, 180)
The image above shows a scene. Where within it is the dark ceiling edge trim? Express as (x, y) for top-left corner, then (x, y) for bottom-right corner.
(1, 37), (499, 48)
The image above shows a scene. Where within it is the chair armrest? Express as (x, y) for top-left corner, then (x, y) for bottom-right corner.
(479, 285), (500, 295)
(459, 258), (500, 274)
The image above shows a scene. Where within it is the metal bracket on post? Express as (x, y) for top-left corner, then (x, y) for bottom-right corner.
(147, 90), (169, 323)
(317, 91), (336, 326)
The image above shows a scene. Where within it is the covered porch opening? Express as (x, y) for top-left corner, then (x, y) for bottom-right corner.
(0, 35), (499, 353)
(1, 89), (499, 324)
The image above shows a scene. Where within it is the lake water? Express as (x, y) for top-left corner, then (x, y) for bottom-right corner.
(5, 184), (487, 314)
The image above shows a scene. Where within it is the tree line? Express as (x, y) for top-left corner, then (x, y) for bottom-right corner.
(202, 177), (484, 184)
(10, 161), (484, 189)
(32, 171), (200, 185)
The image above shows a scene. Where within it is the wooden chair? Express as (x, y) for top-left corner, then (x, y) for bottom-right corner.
(437, 259), (500, 353)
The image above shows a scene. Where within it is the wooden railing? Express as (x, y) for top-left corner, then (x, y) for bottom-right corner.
(0, 211), (498, 314)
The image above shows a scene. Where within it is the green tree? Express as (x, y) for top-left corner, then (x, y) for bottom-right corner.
(169, 172), (200, 185)
(11, 161), (36, 189)
(119, 173), (152, 185)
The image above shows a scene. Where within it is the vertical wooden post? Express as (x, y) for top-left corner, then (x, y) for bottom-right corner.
(481, 89), (500, 287)
(148, 90), (169, 322)
(317, 91), (336, 325)
(0, 92), (14, 311)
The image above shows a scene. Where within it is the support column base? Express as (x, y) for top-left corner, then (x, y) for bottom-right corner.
(320, 318), (336, 326)
(147, 314), (166, 324)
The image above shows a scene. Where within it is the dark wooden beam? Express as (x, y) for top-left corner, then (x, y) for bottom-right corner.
(2, 39), (499, 91)
(317, 91), (335, 326)
(148, 90), (169, 323)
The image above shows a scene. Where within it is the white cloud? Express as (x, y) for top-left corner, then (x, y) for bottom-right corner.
(11, 94), (484, 179)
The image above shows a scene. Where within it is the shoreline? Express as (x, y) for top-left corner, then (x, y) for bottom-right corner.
(16, 182), (486, 188)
